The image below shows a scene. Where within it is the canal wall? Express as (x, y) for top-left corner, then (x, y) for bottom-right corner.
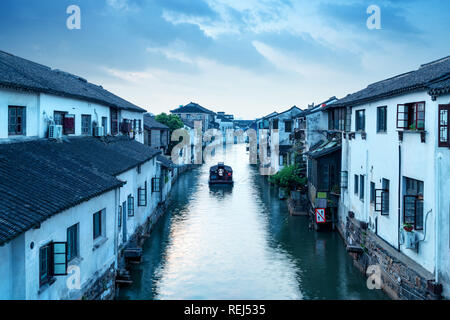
(337, 216), (442, 300)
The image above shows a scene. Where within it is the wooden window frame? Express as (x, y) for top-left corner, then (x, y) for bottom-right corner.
(8, 105), (26, 136)
(39, 243), (53, 287)
(370, 182), (376, 204)
(81, 114), (92, 136)
(93, 210), (102, 239)
(39, 242), (68, 287)
(127, 195), (135, 217)
(438, 105), (450, 147)
(359, 175), (365, 201)
(66, 223), (79, 262)
(355, 110), (365, 132)
(397, 102), (426, 131)
(377, 106), (387, 133)
(152, 177), (161, 193)
(340, 171), (348, 189)
(403, 195), (424, 231)
(138, 182), (147, 207)
(111, 109), (119, 135)
(284, 120), (292, 133)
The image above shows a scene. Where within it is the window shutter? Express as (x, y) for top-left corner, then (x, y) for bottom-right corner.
(375, 189), (389, 215)
(52, 242), (68, 276)
(397, 104), (408, 129)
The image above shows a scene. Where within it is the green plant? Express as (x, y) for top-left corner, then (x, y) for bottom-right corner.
(331, 184), (340, 194)
(268, 165), (307, 191)
(409, 124), (417, 131)
(155, 113), (184, 132)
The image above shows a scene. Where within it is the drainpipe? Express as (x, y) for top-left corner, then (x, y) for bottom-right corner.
(435, 152), (443, 284)
(397, 144), (402, 252)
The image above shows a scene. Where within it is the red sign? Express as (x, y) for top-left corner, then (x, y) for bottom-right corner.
(315, 208), (326, 224)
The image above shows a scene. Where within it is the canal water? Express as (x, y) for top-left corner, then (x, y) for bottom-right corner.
(118, 144), (387, 300)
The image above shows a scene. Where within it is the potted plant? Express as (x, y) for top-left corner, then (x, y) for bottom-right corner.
(403, 223), (414, 232)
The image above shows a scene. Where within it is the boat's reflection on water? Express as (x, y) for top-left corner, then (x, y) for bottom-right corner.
(208, 184), (233, 199)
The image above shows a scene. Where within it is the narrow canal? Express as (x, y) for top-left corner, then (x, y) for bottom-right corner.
(118, 144), (387, 300)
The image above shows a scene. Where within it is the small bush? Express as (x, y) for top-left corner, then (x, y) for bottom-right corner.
(268, 165), (307, 190)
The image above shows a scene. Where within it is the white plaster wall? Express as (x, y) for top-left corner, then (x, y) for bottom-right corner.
(23, 190), (116, 300)
(342, 91), (438, 273)
(116, 157), (160, 247)
(39, 93), (110, 138)
(0, 88), (39, 139)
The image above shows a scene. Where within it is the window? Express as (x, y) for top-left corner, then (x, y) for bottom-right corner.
(370, 182), (376, 204)
(360, 175), (365, 201)
(397, 102), (425, 130)
(284, 120), (292, 133)
(118, 206), (122, 228)
(138, 182), (147, 207)
(272, 119), (279, 130)
(54, 111), (75, 135)
(354, 175), (359, 195)
(376, 179), (390, 215)
(8, 106), (26, 136)
(111, 109), (118, 135)
(355, 110), (365, 132)
(82, 115), (92, 135)
(138, 119), (142, 133)
(39, 242), (68, 287)
(377, 106), (387, 133)
(137, 165), (142, 174)
(404, 178), (424, 230)
(127, 195), (134, 217)
(152, 177), (161, 193)
(39, 244), (52, 286)
(438, 105), (449, 147)
(328, 108), (347, 131)
(67, 224), (79, 262)
(341, 171), (348, 189)
(93, 210), (103, 239)
(102, 117), (108, 136)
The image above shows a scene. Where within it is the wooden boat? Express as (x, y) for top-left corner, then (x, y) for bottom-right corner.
(209, 162), (233, 185)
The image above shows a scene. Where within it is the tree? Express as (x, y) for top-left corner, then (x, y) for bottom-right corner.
(268, 165), (307, 191)
(155, 113), (184, 133)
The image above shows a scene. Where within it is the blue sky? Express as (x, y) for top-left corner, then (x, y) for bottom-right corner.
(0, 0), (449, 119)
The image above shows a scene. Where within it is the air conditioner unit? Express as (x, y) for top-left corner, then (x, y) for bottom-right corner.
(94, 127), (104, 137)
(49, 124), (63, 139)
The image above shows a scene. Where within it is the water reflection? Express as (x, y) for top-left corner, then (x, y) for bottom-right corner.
(118, 144), (387, 300)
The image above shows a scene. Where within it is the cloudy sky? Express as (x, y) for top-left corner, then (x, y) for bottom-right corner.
(0, 0), (449, 119)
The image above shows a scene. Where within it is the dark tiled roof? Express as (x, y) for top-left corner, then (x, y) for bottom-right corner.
(428, 76), (450, 97)
(0, 50), (146, 113)
(182, 118), (195, 128)
(171, 102), (216, 115)
(330, 56), (450, 108)
(307, 140), (341, 159)
(143, 114), (169, 130)
(157, 155), (176, 170)
(0, 136), (160, 245)
(266, 106), (303, 119)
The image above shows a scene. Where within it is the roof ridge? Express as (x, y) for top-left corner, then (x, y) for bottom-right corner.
(0, 50), (51, 70)
(420, 56), (450, 68)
